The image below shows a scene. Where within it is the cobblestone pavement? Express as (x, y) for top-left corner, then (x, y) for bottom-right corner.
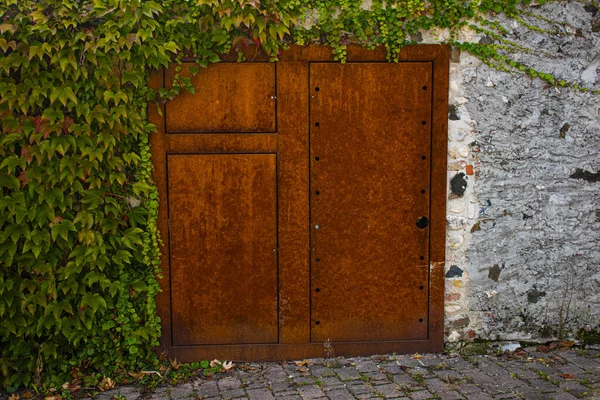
(87, 347), (600, 400)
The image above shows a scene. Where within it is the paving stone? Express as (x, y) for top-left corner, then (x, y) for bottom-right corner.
(112, 386), (142, 400)
(308, 365), (335, 378)
(219, 377), (244, 391)
(415, 355), (443, 368)
(379, 364), (403, 375)
(431, 368), (463, 383)
(170, 383), (197, 399)
(196, 381), (220, 398)
(563, 355), (600, 372)
(423, 378), (463, 399)
(318, 376), (344, 389)
(550, 392), (580, 400)
(222, 388), (247, 399)
(512, 389), (553, 400)
(406, 367), (435, 379)
(271, 382), (296, 393)
(394, 356), (424, 369)
(346, 382), (376, 395)
(354, 395), (379, 400)
(147, 387), (170, 400)
(459, 394), (493, 400)
(355, 360), (380, 373)
(274, 391), (298, 397)
(94, 389), (121, 400)
(246, 380), (270, 390)
(361, 370), (389, 381)
(336, 366), (362, 381)
(455, 383), (484, 395)
(297, 385), (326, 400)
(405, 390), (434, 400)
(558, 380), (591, 397)
(246, 388), (275, 400)
(266, 366), (290, 381)
(293, 376), (315, 385)
(324, 388), (355, 400)
(529, 378), (561, 393)
(372, 383), (403, 398)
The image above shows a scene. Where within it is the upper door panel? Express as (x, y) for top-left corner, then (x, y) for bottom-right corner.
(165, 63), (276, 133)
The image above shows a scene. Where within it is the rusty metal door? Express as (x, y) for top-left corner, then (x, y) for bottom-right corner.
(149, 45), (449, 361)
(309, 63), (432, 342)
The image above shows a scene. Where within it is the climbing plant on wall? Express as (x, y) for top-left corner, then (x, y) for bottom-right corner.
(0, 0), (598, 392)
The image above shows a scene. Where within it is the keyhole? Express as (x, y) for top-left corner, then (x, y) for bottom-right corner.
(422, 121), (427, 125)
(315, 122), (320, 127)
(420, 256), (425, 260)
(315, 87), (320, 91)
(315, 190), (320, 195)
(315, 258), (320, 262)
(315, 288), (320, 292)
(419, 318), (424, 323)
(419, 285), (424, 290)
(315, 321), (320, 325)
(423, 86), (428, 90)
(416, 216), (429, 229)
(315, 156), (320, 161)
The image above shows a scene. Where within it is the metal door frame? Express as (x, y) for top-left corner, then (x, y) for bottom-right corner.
(149, 44), (449, 361)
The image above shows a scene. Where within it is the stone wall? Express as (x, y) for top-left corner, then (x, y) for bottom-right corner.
(437, 2), (600, 343)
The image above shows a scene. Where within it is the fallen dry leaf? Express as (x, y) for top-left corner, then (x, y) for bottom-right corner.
(44, 396), (62, 400)
(159, 351), (168, 362)
(296, 367), (309, 373)
(98, 376), (115, 391)
(536, 345), (550, 353)
(171, 358), (182, 370)
(128, 371), (145, 379)
(560, 340), (575, 349)
(8, 394), (20, 400)
(210, 359), (222, 368)
(222, 361), (235, 371)
(412, 353), (423, 360)
(295, 360), (310, 367)
(21, 392), (33, 400)
(558, 373), (574, 380)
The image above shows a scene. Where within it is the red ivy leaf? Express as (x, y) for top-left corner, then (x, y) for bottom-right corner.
(20, 146), (33, 163)
(62, 116), (74, 135)
(17, 170), (28, 188)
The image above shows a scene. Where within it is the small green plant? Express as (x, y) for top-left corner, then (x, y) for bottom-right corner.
(411, 372), (425, 385)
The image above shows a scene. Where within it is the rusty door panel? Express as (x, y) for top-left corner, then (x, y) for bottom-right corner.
(309, 63), (432, 342)
(165, 63), (276, 133)
(167, 154), (278, 345)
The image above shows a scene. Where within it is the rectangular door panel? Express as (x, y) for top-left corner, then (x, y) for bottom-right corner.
(168, 154), (278, 345)
(309, 63), (432, 342)
(165, 63), (276, 133)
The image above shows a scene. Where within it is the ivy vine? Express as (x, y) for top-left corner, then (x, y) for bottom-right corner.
(0, 0), (598, 393)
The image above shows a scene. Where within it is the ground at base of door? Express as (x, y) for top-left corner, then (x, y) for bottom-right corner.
(5, 347), (600, 400)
